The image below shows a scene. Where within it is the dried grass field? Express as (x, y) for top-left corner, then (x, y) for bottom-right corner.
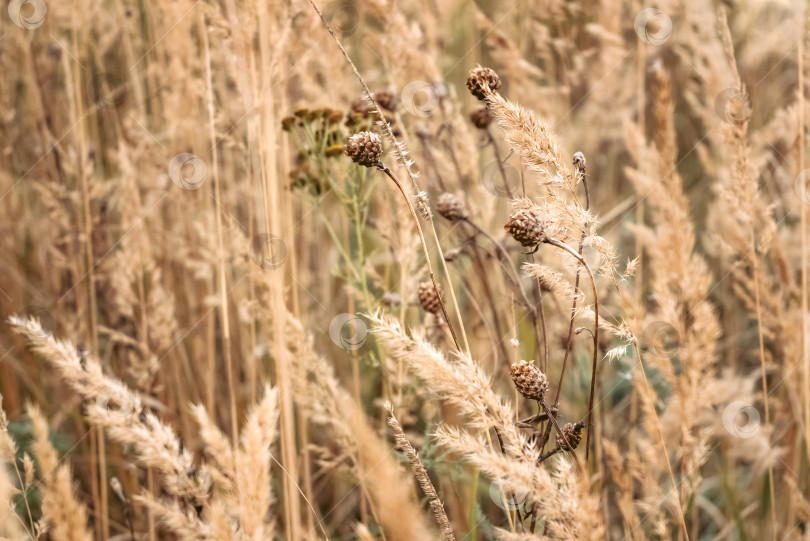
(0, 0), (809, 539)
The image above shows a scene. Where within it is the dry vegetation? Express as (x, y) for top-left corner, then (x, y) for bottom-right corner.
(0, 0), (809, 539)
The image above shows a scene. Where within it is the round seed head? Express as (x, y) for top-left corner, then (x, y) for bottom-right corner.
(466, 66), (501, 101)
(443, 247), (463, 262)
(345, 132), (383, 168)
(573, 151), (586, 172)
(374, 91), (398, 113)
(350, 98), (373, 115)
(417, 281), (443, 314)
(436, 193), (467, 222)
(469, 107), (493, 129)
(556, 422), (585, 451)
(510, 360), (549, 401)
(504, 207), (546, 247)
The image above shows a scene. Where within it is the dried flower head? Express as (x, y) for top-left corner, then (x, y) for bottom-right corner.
(443, 247), (463, 262)
(504, 207), (546, 247)
(469, 107), (493, 129)
(417, 281), (443, 314)
(556, 422), (585, 451)
(374, 91), (397, 112)
(345, 132), (383, 168)
(325, 144), (345, 158)
(466, 66), (501, 100)
(436, 193), (467, 222)
(350, 98), (373, 115)
(415, 191), (432, 220)
(510, 360), (549, 401)
(573, 152), (586, 176)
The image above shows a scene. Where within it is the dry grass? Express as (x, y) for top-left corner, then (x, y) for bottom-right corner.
(0, 0), (808, 539)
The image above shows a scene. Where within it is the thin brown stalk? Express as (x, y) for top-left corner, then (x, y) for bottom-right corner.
(553, 163), (590, 407)
(542, 237), (599, 464)
(380, 165), (462, 352)
(203, 20), (238, 443)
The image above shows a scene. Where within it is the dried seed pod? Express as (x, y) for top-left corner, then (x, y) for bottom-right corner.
(327, 109), (344, 125)
(417, 281), (443, 314)
(344, 131), (383, 168)
(469, 107), (493, 129)
(573, 151), (586, 172)
(510, 360), (549, 401)
(281, 116), (296, 131)
(350, 98), (373, 115)
(556, 422), (585, 451)
(374, 91), (398, 112)
(443, 247), (463, 262)
(436, 193), (467, 222)
(504, 207), (546, 247)
(466, 66), (501, 100)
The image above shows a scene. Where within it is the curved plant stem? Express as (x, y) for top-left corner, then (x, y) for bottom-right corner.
(543, 237), (599, 464)
(380, 165), (461, 352)
(462, 219), (542, 355)
(553, 171), (590, 407)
